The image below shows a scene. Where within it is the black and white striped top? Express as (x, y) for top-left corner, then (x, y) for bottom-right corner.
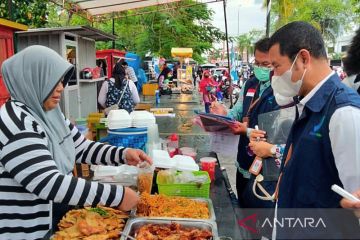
(0, 101), (126, 240)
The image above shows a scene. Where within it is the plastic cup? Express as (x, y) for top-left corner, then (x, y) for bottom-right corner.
(137, 166), (154, 194)
(200, 157), (217, 181)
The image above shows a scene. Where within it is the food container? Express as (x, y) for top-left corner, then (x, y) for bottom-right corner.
(152, 150), (176, 169)
(137, 166), (154, 194)
(173, 155), (199, 171)
(157, 170), (210, 198)
(120, 218), (219, 240)
(132, 197), (216, 221)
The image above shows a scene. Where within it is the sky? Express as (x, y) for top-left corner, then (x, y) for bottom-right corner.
(207, 0), (267, 37)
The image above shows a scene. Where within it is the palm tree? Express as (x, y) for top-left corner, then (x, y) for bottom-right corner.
(237, 34), (251, 63)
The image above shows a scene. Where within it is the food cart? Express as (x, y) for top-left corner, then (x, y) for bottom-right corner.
(16, 26), (116, 119)
(96, 49), (126, 78)
(171, 48), (194, 94)
(0, 18), (28, 106)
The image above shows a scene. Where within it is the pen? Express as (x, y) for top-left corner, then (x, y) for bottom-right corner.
(331, 184), (360, 202)
(255, 125), (260, 142)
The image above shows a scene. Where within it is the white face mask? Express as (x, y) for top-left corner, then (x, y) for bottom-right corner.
(274, 92), (295, 106)
(272, 53), (307, 98)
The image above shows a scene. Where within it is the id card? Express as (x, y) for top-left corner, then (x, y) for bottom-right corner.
(249, 157), (262, 175)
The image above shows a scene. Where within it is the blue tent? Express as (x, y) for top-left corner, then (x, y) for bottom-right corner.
(125, 52), (141, 74)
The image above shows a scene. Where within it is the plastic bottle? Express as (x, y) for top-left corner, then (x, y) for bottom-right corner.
(155, 90), (160, 106)
(167, 134), (179, 155)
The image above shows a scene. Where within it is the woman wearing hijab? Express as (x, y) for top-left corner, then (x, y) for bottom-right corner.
(0, 45), (152, 240)
(199, 70), (217, 113)
(98, 60), (139, 113)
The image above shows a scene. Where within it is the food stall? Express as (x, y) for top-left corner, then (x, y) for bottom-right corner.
(0, 18), (28, 106)
(45, 106), (244, 239)
(96, 49), (127, 78)
(171, 48), (194, 94)
(16, 26), (116, 119)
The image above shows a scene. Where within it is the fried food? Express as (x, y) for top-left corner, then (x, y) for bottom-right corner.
(53, 206), (129, 240)
(138, 172), (153, 194)
(135, 222), (213, 240)
(137, 193), (210, 219)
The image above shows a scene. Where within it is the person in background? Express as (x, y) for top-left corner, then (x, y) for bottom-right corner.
(343, 27), (360, 94)
(0, 46), (152, 240)
(338, 27), (360, 209)
(199, 70), (217, 113)
(98, 61), (140, 113)
(122, 61), (138, 88)
(211, 38), (279, 207)
(172, 63), (178, 80)
(157, 63), (171, 82)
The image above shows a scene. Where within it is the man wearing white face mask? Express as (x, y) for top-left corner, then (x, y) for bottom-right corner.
(268, 21), (360, 238)
(269, 22), (360, 239)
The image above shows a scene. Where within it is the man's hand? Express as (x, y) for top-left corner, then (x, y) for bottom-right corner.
(229, 121), (247, 135)
(210, 102), (227, 116)
(118, 187), (139, 211)
(248, 141), (274, 158)
(249, 129), (267, 142)
(340, 189), (360, 209)
(125, 148), (153, 166)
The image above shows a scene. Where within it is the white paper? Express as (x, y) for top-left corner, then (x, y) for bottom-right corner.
(210, 133), (240, 156)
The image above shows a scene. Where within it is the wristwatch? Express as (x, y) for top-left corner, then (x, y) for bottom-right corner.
(270, 145), (277, 157)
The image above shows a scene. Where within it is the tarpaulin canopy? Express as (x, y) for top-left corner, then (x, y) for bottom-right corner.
(171, 48), (193, 58)
(71, 0), (181, 16)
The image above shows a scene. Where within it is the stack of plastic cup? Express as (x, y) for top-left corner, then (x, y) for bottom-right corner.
(200, 157), (217, 181)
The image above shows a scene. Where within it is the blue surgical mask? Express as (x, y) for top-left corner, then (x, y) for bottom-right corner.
(254, 65), (271, 82)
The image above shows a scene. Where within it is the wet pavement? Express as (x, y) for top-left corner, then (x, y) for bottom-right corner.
(142, 91), (238, 196)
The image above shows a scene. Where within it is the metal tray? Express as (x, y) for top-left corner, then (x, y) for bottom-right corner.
(120, 218), (219, 240)
(131, 197), (216, 221)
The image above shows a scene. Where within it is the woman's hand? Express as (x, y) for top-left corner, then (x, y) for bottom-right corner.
(210, 102), (227, 115)
(228, 121), (247, 135)
(249, 129), (267, 142)
(117, 187), (139, 211)
(340, 190), (360, 209)
(248, 141), (274, 158)
(125, 149), (153, 166)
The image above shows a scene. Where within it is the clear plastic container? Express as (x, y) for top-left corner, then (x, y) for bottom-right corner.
(137, 164), (154, 194)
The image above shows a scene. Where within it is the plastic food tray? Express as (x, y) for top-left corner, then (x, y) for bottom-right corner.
(132, 197), (216, 221)
(120, 218), (219, 240)
(157, 171), (209, 198)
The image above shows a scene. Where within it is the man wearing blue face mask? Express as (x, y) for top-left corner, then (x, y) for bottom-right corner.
(211, 38), (283, 207)
(269, 21), (360, 238)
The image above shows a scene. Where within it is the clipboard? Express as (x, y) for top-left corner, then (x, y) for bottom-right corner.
(198, 112), (236, 133)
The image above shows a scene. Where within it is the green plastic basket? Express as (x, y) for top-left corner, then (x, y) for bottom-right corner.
(156, 171), (210, 198)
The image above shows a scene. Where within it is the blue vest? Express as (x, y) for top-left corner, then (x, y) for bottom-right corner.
(278, 74), (360, 208)
(236, 79), (280, 169)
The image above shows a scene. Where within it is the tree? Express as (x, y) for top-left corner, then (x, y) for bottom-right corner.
(46, 0), (225, 62)
(0, 0), (48, 27)
(269, 0), (359, 44)
(237, 29), (265, 63)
